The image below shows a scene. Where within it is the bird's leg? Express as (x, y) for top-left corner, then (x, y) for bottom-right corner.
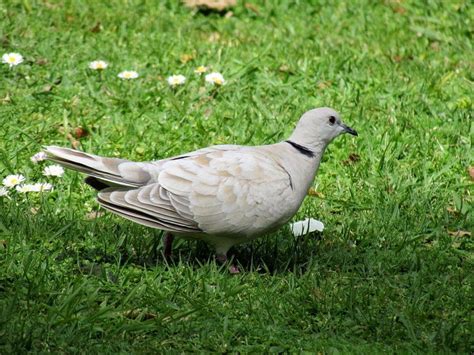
(163, 232), (174, 260)
(216, 253), (240, 274)
(216, 253), (227, 264)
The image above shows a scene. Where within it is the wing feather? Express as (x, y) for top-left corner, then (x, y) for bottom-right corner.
(98, 188), (201, 233)
(94, 145), (296, 238)
(178, 149), (295, 236)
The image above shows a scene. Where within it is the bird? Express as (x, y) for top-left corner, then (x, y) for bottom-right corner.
(44, 107), (357, 270)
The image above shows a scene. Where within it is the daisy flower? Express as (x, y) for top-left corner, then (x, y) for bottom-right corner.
(16, 184), (35, 193)
(31, 151), (48, 164)
(31, 182), (53, 192)
(0, 187), (9, 197)
(167, 74), (186, 87)
(43, 165), (64, 177)
(118, 70), (139, 80)
(89, 60), (108, 70)
(2, 53), (24, 67)
(194, 66), (208, 75)
(205, 72), (225, 86)
(290, 218), (324, 237)
(3, 174), (26, 188)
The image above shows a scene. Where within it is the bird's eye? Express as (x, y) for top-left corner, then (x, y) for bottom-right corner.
(329, 116), (336, 125)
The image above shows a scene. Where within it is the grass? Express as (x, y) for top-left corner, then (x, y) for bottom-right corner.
(0, 0), (473, 352)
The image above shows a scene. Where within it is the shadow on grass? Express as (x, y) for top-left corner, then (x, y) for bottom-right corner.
(74, 227), (328, 277)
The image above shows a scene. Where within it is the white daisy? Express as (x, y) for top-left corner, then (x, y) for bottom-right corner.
(2, 53), (24, 67)
(194, 66), (208, 75)
(3, 174), (26, 188)
(167, 74), (186, 87)
(30, 151), (48, 164)
(89, 60), (108, 70)
(205, 72), (225, 86)
(290, 218), (324, 237)
(118, 70), (139, 80)
(43, 165), (64, 177)
(0, 187), (9, 197)
(16, 184), (35, 193)
(31, 182), (53, 192)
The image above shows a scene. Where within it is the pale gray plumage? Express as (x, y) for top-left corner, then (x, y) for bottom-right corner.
(44, 107), (357, 257)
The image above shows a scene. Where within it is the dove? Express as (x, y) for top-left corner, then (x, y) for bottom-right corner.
(44, 107), (357, 268)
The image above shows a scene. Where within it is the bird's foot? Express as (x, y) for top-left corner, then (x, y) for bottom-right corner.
(229, 264), (240, 274)
(216, 253), (240, 274)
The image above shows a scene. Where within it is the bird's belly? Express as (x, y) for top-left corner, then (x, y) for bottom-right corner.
(175, 211), (294, 252)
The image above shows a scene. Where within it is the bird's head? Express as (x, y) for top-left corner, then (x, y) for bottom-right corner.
(288, 107), (357, 150)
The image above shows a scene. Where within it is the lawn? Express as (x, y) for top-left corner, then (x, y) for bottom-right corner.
(0, 0), (473, 352)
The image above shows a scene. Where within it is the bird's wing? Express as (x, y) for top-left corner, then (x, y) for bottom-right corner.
(161, 149), (296, 235)
(44, 144), (241, 189)
(97, 148), (295, 236)
(97, 185), (201, 233)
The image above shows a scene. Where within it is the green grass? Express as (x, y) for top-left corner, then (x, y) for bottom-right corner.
(0, 0), (473, 352)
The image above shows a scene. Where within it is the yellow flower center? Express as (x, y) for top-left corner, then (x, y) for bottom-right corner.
(8, 57), (16, 63)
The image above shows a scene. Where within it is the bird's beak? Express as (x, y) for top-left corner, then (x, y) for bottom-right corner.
(341, 123), (358, 136)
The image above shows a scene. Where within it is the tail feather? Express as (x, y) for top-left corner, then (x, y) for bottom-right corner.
(97, 189), (198, 232)
(44, 146), (147, 188)
(44, 146), (125, 174)
(44, 146), (200, 234)
(84, 176), (117, 191)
